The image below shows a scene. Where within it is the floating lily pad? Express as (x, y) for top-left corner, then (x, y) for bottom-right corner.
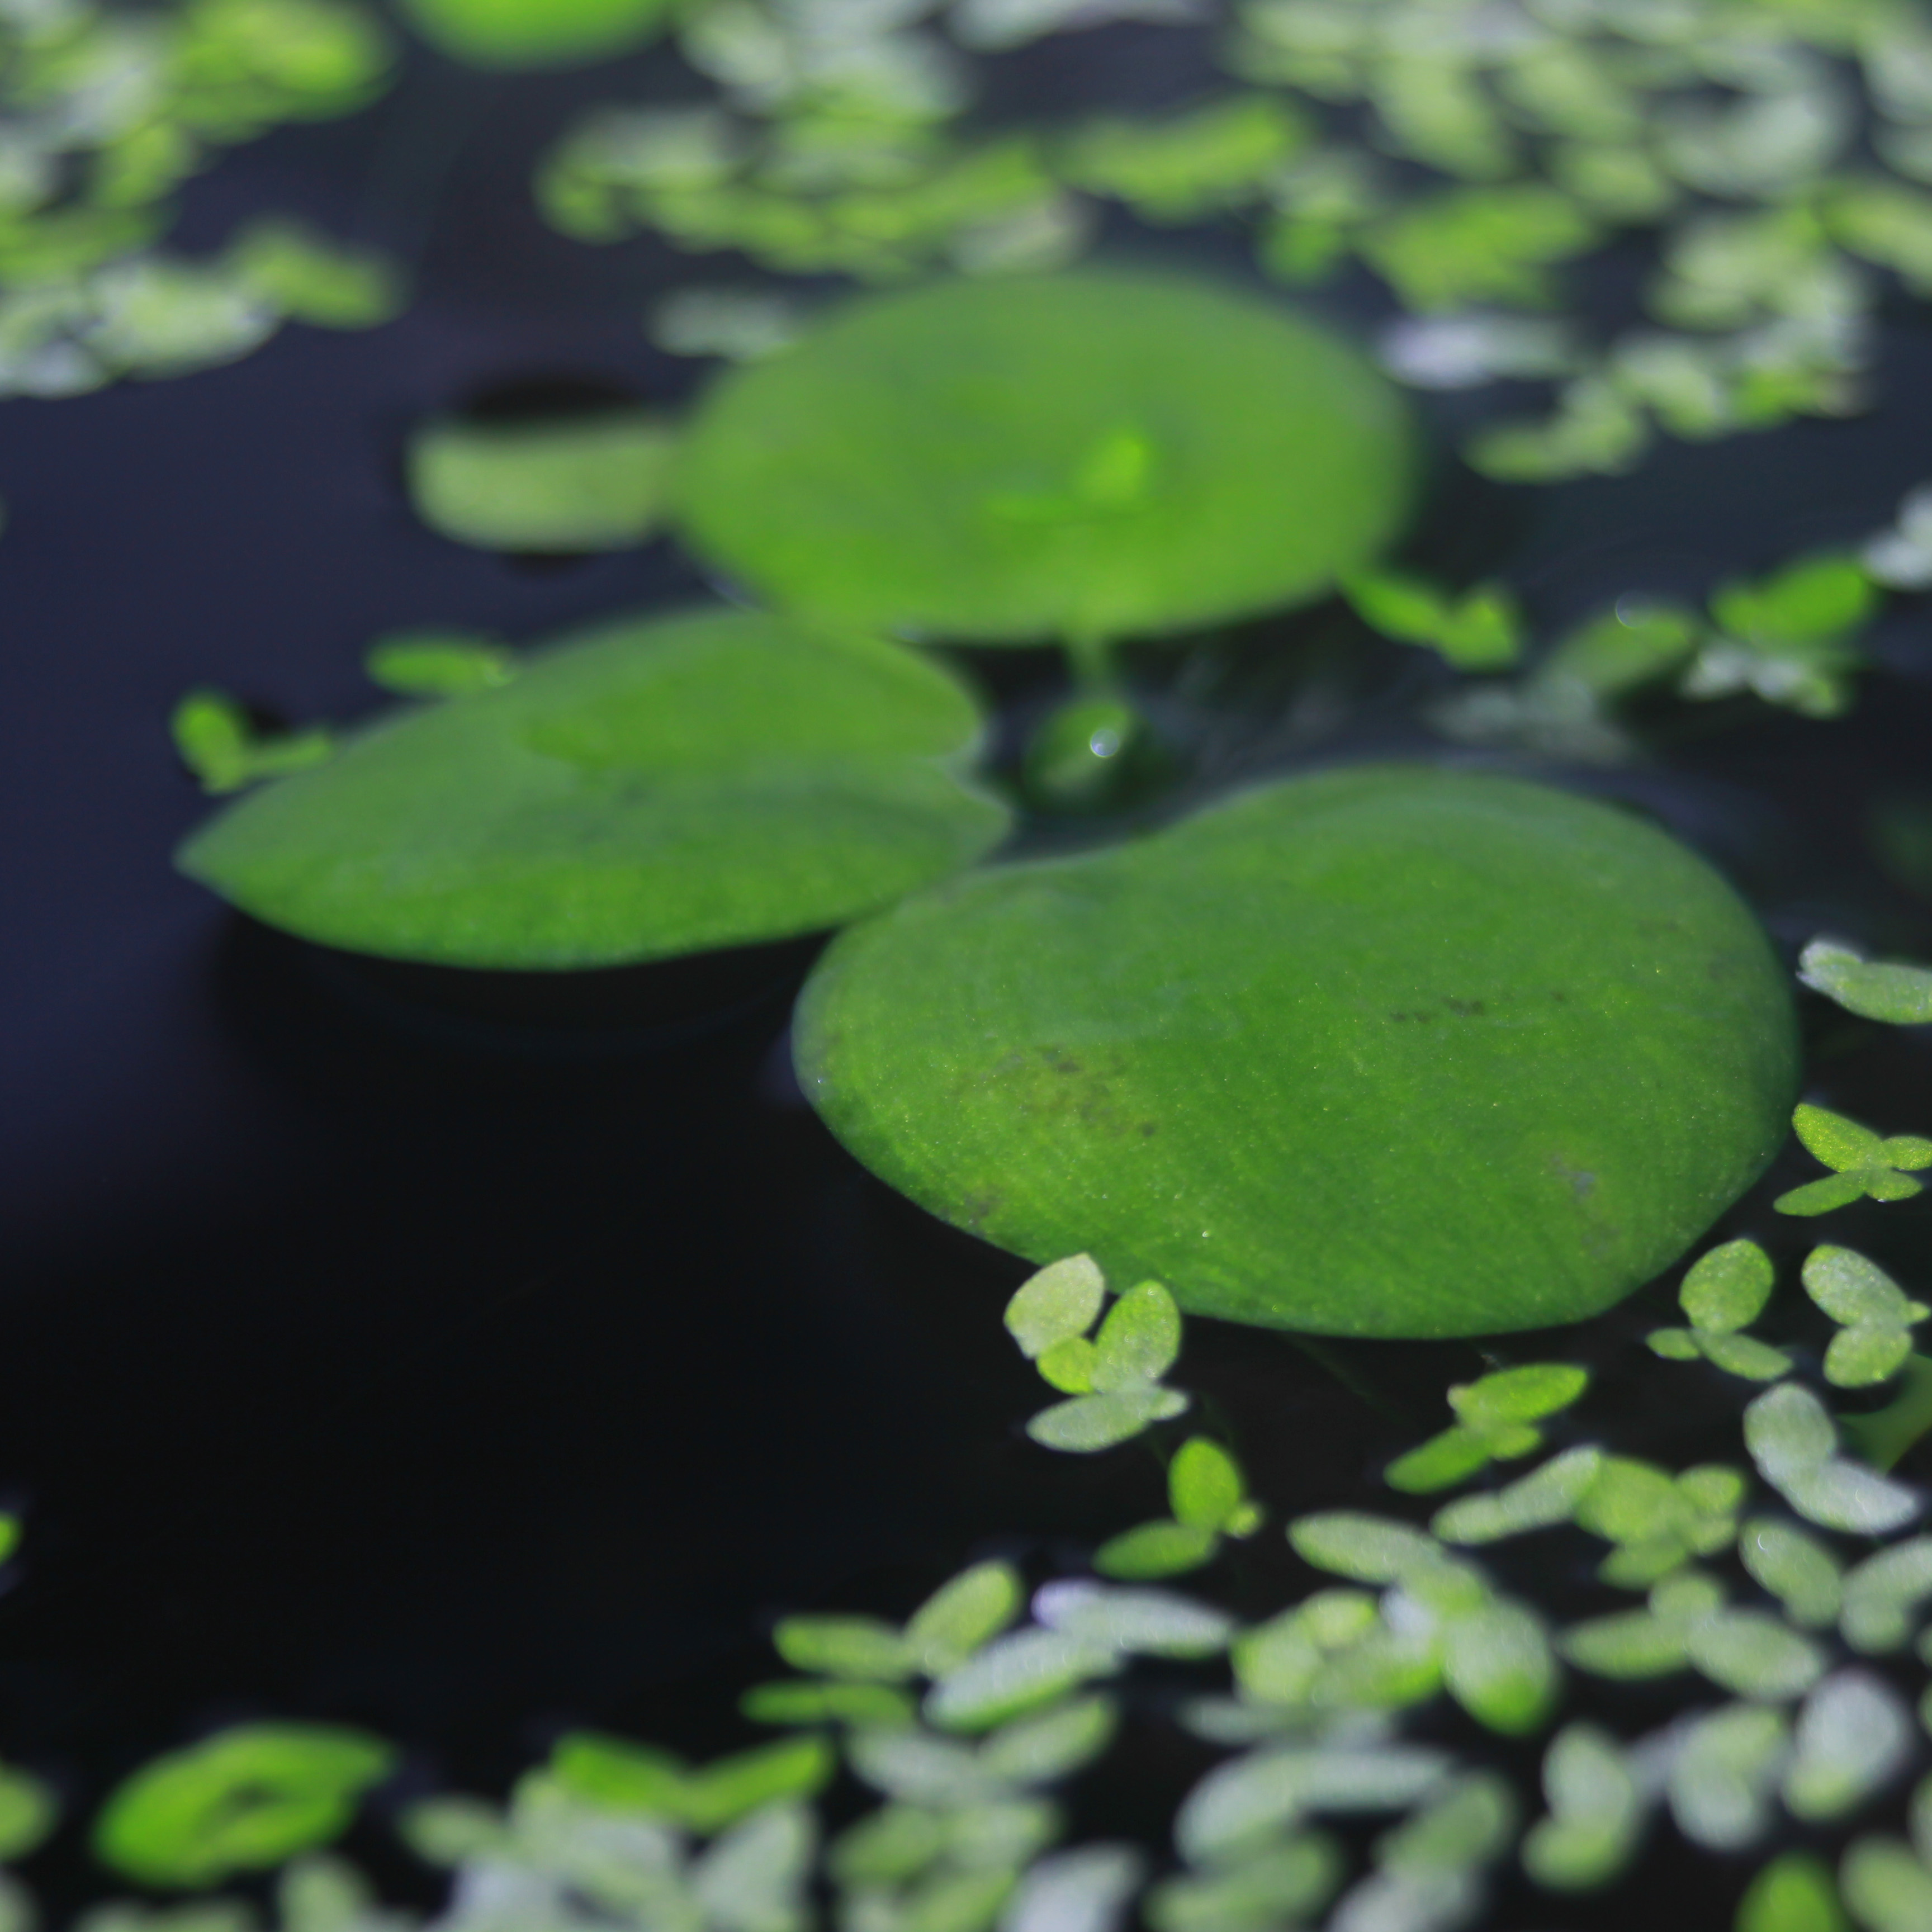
(396, 0), (673, 67)
(794, 766), (1796, 1338)
(178, 606), (1008, 970)
(674, 268), (1416, 646)
(407, 408), (678, 553)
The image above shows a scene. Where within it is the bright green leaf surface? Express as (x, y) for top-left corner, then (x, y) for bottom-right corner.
(923, 1631), (1119, 1734)
(179, 606), (1010, 969)
(1034, 1582), (1233, 1659)
(0, 1768), (55, 1863)
(1800, 939), (1932, 1025)
(1450, 1363), (1588, 1428)
(674, 269), (1416, 646)
(1169, 1439), (1248, 1533)
(906, 1564), (1025, 1677)
(1144, 1836), (1342, 1932)
(1806, 1247), (1927, 1329)
(1093, 1522), (1218, 1580)
(1439, 1599), (1558, 1734)
(364, 632), (516, 698)
(794, 767), (1797, 1338)
(1839, 1538), (1932, 1654)
(395, 0), (673, 67)
(407, 409), (678, 553)
(1737, 1854), (1849, 1932)
(773, 1616), (912, 1682)
(1385, 1426), (1497, 1493)
(1682, 1239), (1776, 1332)
(1840, 1836), (1932, 1932)
(93, 1725), (396, 1888)
(1668, 1703), (1789, 1852)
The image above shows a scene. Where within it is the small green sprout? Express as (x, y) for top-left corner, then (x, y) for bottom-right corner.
(93, 1725), (397, 1887)
(1736, 1853), (1849, 1932)
(1005, 1259), (1189, 1454)
(171, 689), (333, 794)
(363, 632), (517, 699)
(1520, 1723), (1644, 1891)
(1800, 937), (1932, 1026)
(1340, 568), (1524, 673)
(1744, 1384), (1921, 1535)
(1093, 1437), (1261, 1581)
(1649, 1238), (1792, 1381)
(1775, 1105), (1932, 1216)
(1802, 1246), (1929, 1386)
(1681, 555), (1878, 719)
(1384, 1363), (1589, 1493)
(1358, 184), (1597, 313)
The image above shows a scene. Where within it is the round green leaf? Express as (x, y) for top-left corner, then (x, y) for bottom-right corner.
(395, 0), (673, 67)
(93, 1725), (396, 1888)
(674, 268), (1416, 646)
(794, 767), (1797, 1338)
(177, 606), (1009, 970)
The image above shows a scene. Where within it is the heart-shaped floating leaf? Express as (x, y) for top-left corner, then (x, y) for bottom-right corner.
(674, 268), (1416, 646)
(795, 767), (1797, 1338)
(396, 0), (673, 67)
(178, 606), (1010, 969)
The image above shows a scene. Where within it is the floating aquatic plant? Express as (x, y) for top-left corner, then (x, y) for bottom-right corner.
(1775, 1105), (1932, 1218)
(395, 0), (674, 67)
(177, 605), (1010, 968)
(673, 268), (1416, 655)
(94, 1725), (396, 1888)
(795, 765), (1797, 1338)
(405, 409), (680, 554)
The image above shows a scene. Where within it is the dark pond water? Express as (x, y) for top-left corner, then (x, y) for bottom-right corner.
(10, 25), (1932, 1922)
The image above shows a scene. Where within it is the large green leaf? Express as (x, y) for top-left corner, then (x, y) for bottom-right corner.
(395, 0), (673, 67)
(177, 606), (1008, 970)
(673, 268), (1416, 647)
(794, 767), (1797, 1338)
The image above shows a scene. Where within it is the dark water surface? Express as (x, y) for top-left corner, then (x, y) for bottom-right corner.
(9, 34), (1932, 1923)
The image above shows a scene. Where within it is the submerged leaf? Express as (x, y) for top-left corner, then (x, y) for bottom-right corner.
(674, 269), (1415, 646)
(795, 768), (1797, 1339)
(407, 409), (678, 553)
(179, 607), (1010, 970)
